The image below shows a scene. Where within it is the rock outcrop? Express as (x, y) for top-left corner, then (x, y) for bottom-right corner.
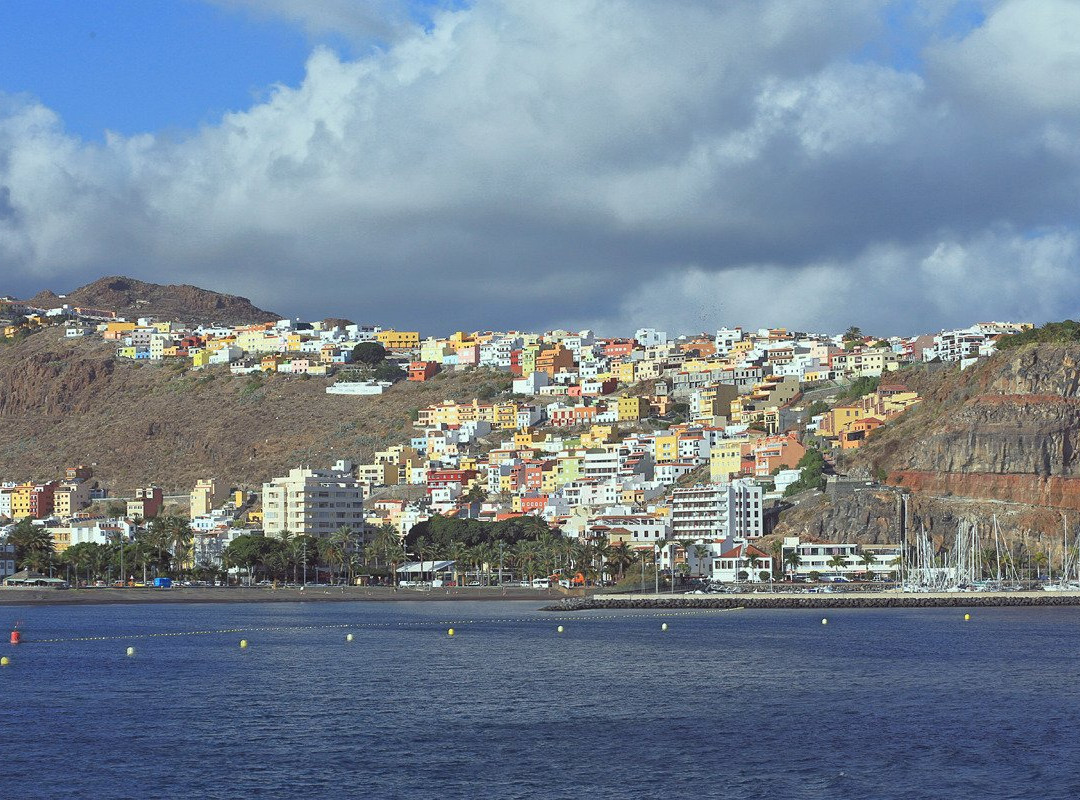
(790, 344), (1080, 552)
(24, 276), (279, 325)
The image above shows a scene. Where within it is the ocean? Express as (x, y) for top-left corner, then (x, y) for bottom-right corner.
(2, 600), (1079, 799)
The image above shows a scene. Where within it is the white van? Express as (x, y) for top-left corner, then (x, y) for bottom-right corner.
(531, 578), (551, 589)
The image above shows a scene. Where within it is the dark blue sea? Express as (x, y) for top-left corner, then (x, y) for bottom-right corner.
(2, 600), (1080, 799)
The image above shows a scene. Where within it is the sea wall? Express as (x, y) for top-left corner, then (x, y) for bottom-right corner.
(544, 593), (1080, 611)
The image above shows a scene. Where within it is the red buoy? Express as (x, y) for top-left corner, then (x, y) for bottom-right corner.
(10, 630), (20, 645)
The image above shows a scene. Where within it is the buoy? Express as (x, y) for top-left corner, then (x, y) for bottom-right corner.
(0, 656), (8, 667)
(126, 646), (136, 657)
(821, 618), (828, 625)
(661, 622), (668, 631)
(447, 628), (455, 637)
(10, 630), (20, 645)
(964, 613), (971, 621)
(557, 625), (564, 633)
(346, 633), (354, 642)
(239, 639), (248, 649)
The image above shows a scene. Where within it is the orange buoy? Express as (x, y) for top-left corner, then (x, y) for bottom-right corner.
(10, 630), (21, 645)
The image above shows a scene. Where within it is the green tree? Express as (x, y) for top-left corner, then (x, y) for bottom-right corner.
(7, 517), (54, 568)
(373, 361), (406, 383)
(859, 550), (877, 578)
(352, 341), (387, 366)
(784, 550), (803, 579)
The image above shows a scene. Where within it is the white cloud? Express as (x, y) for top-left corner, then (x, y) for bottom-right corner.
(1, 0), (1079, 334)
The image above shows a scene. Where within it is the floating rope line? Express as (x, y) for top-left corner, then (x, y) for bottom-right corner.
(24, 607), (744, 644)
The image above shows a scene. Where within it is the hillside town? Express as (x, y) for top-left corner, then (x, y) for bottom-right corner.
(0, 295), (1033, 589)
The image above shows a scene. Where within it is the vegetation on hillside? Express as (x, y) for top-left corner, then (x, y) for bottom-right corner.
(783, 448), (827, 496)
(996, 320), (1080, 350)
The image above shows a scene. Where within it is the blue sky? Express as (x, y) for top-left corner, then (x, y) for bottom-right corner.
(0, 0), (1078, 336)
(0, 1), (316, 139)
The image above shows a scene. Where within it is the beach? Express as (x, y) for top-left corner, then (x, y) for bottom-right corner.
(0, 584), (563, 606)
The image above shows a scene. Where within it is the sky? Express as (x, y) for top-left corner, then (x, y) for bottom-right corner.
(1, 0), (1079, 337)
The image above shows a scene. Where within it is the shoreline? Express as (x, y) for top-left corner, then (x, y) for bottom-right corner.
(543, 590), (1080, 611)
(0, 586), (565, 606)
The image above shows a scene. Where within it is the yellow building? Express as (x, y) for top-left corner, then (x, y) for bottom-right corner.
(616, 362), (636, 384)
(709, 436), (753, 482)
(654, 434), (679, 463)
(9, 484), (33, 519)
(190, 349), (212, 368)
(376, 330), (420, 350)
(617, 395), (651, 422)
(581, 425), (616, 447)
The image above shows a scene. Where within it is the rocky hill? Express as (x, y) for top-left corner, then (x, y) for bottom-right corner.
(23, 276), (279, 325)
(778, 344), (1080, 556)
(0, 330), (508, 496)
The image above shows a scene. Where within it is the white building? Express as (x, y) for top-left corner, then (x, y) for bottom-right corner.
(781, 537), (902, 579)
(325, 381), (392, 396)
(0, 539), (15, 578)
(711, 542), (774, 583)
(262, 467), (365, 538)
(670, 478), (763, 540)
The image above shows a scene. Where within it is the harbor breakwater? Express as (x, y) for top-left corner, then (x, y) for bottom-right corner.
(542, 591), (1080, 611)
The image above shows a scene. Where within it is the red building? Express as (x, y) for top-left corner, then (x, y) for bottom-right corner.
(408, 361), (440, 381)
(29, 482), (57, 518)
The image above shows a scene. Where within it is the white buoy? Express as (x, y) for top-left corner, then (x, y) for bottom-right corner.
(126, 646), (136, 657)
(557, 625), (564, 633)
(661, 622), (668, 631)
(346, 633), (354, 642)
(821, 618), (828, 625)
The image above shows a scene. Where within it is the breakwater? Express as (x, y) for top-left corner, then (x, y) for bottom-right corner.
(542, 591), (1080, 611)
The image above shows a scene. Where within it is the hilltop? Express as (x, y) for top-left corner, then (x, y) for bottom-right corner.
(0, 330), (507, 495)
(21, 276), (279, 326)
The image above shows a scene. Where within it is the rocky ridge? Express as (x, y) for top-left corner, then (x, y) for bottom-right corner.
(23, 276), (279, 325)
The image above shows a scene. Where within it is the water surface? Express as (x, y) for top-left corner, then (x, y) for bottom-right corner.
(2, 601), (1079, 799)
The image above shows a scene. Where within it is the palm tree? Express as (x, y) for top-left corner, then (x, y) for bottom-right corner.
(330, 526), (359, 585)
(827, 553), (848, 577)
(784, 550), (803, 580)
(859, 550), (876, 579)
(768, 539), (783, 580)
(608, 541), (635, 581)
(693, 544), (711, 579)
(167, 519), (193, 577)
(1029, 551), (1048, 582)
(8, 518), (54, 568)
(745, 550), (761, 583)
(373, 524), (404, 587)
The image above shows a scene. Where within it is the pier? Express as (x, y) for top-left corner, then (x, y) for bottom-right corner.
(542, 590), (1080, 612)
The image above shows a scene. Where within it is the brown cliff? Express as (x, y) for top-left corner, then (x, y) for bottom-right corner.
(790, 344), (1080, 551)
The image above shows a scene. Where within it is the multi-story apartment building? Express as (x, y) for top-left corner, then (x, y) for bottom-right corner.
(127, 486), (163, 520)
(262, 468), (365, 538)
(670, 479), (763, 540)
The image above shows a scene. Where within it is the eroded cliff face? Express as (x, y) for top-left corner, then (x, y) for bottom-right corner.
(773, 486), (1071, 559)
(800, 345), (1080, 546)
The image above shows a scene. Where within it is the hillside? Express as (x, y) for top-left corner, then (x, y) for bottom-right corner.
(0, 330), (506, 494)
(779, 344), (1080, 553)
(22, 275), (279, 325)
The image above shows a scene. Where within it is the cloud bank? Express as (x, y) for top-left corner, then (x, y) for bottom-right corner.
(1, 0), (1078, 336)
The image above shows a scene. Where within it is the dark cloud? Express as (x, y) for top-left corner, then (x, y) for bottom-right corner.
(1, 0), (1078, 336)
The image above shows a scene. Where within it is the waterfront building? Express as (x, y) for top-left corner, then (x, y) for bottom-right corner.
(671, 479), (763, 540)
(262, 467), (364, 538)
